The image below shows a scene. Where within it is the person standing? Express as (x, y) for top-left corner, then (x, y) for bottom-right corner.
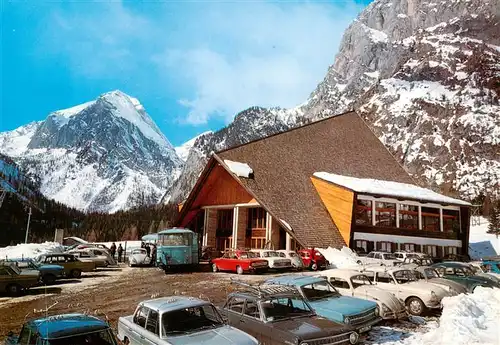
(145, 243), (151, 257)
(117, 244), (123, 263)
(110, 242), (116, 259)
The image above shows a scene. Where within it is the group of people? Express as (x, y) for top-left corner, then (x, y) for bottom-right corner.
(108, 241), (156, 265)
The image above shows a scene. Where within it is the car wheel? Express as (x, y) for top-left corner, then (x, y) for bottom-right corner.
(42, 274), (56, 285)
(311, 263), (318, 271)
(7, 284), (22, 297)
(406, 297), (425, 316)
(212, 264), (219, 273)
(71, 269), (82, 279)
(236, 266), (244, 275)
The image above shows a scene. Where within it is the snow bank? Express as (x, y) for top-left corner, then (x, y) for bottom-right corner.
(469, 217), (499, 259)
(370, 287), (500, 345)
(313, 172), (470, 206)
(0, 242), (64, 260)
(223, 159), (253, 178)
(317, 246), (360, 269)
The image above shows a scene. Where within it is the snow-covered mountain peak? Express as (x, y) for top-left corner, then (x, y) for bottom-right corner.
(175, 131), (213, 162)
(0, 91), (184, 212)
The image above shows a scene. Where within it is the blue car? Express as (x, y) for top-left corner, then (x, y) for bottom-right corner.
(6, 313), (118, 345)
(8, 258), (65, 285)
(266, 275), (382, 333)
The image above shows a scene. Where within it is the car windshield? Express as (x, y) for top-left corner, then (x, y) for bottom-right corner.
(132, 249), (146, 255)
(351, 274), (372, 287)
(423, 268), (440, 278)
(301, 280), (340, 301)
(289, 252), (298, 258)
(393, 270), (418, 284)
(45, 329), (117, 345)
(263, 251), (279, 258)
(278, 252), (286, 258)
(239, 252), (257, 259)
(161, 305), (223, 336)
(260, 296), (313, 321)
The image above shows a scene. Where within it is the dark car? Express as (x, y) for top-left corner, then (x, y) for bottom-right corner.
(6, 313), (118, 345)
(218, 283), (359, 345)
(431, 262), (500, 292)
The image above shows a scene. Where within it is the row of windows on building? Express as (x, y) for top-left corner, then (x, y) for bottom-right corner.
(354, 239), (460, 257)
(355, 198), (461, 232)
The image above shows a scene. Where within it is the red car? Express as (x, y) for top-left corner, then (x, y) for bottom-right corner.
(211, 250), (269, 275)
(298, 248), (327, 271)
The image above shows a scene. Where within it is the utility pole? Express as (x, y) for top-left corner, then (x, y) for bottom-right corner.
(25, 207), (32, 244)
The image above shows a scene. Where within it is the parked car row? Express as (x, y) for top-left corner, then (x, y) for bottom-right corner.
(211, 248), (327, 275)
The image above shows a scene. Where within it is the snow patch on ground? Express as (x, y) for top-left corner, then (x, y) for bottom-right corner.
(469, 217), (500, 259)
(223, 159), (253, 178)
(0, 242), (65, 260)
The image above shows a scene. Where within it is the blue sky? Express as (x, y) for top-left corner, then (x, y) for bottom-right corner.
(1, 0), (371, 146)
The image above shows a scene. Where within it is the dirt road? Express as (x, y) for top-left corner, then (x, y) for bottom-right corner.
(0, 265), (267, 340)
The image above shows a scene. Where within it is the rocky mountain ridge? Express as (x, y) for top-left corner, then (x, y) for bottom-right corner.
(166, 0), (499, 204)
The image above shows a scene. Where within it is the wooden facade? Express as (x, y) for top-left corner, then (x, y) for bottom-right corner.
(311, 177), (353, 245)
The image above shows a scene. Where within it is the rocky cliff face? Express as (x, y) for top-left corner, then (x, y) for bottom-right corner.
(167, 0), (499, 203)
(0, 91), (183, 212)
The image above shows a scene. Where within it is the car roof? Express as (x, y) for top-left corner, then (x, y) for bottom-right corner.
(320, 268), (364, 280)
(265, 274), (325, 286)
(27, 313), (109, 340)
(433, 261), (469, 268)
(158, 228), (193, 235)
(140, 296), (209, 313)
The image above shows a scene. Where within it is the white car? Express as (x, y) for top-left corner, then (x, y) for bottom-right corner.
(277, 250), (304, 269)
(394, 252), (425, 261)
(250, 250), (292, 270)
(129, 248), (152, 267)
(67, 249), (108, 268)
(361, 266), (451, 316)
(358, 252), (400, 266)
(318, 269), (408, 320)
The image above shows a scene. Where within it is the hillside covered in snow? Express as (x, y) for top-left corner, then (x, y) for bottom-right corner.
(0, 91), (183, 212)
(166, 0), (499, 204)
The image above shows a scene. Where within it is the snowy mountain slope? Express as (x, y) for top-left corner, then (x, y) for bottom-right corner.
(166, 0), (499, 204)
(0, 91), (183, 212)
(175, 131), (213, 162)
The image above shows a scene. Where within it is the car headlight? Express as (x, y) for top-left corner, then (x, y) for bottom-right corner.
(350, 332), (359, 344)
(381, 304), (390, 313)
(375, 306), (380, 316)
(431, 291), (438, 301)
(344, 316), (351, 324)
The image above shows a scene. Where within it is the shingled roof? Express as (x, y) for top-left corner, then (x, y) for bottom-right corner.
(214, 112), (416, 248)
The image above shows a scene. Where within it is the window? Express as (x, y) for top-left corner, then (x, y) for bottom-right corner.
(145, 310), (159, 335)
(421, 206), (440, 231)
(424, 245), (438, 257)
(355, 240), (368, 253)
(378, 242), (392, 252)
(355, 199), (372, 225)
(217, 209), (233, 230)
(18, 326), (30, 344)
(393, 270), (417, 284)
(443, 209), (460, 232)
(402, 243), (416, 252)
(366, 252), (375, 258)
(248, 208), (266, 229)
(160, 233), (190, 246)
(351, 275), (372, 288)
(399, 204), (419, 230)
(48, 330), (116, 345)
(376, 272), (394, 284)
(227, 297), (245, 314)
(375, 202), (396, 227)
(261, 297), (312, 321)
(243, 300), (260, 319)
(329, 277), (350, 289)
(301, 281), (340, 300)
(290, 238), (301, 251)
(444, 246), (458, 255)
(134, 306), (149, 328)
(161, 305), (223, 336)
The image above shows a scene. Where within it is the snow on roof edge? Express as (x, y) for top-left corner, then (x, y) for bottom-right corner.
(313, 172), (470, 206)
(223, 159), (253, 178)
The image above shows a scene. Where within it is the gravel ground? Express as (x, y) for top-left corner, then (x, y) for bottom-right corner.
(0, 265), (434, 343)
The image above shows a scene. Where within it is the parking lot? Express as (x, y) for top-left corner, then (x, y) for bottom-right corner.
(0, 264), (437, 344)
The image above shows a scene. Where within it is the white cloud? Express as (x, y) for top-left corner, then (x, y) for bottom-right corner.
(44, 1), (363, 125)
